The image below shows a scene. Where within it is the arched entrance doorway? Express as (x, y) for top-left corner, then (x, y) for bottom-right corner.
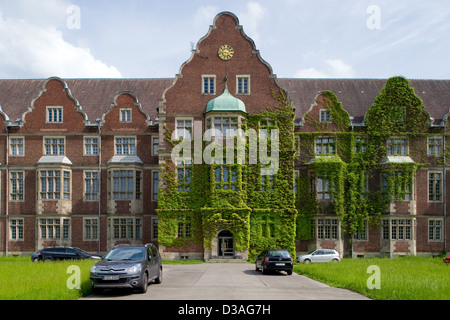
(217, 230), (234, 258)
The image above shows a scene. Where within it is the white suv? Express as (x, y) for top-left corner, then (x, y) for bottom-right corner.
(297, 249), (340, 264)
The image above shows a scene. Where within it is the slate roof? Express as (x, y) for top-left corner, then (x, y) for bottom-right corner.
(0, 78), (449, 126)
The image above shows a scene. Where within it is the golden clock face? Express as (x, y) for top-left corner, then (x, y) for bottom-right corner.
(218, 45), (234, 61)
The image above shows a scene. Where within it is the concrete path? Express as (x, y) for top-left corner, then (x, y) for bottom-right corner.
(83, 262), (370, 300)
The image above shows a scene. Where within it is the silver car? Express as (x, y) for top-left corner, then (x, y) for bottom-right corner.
(297, 249), (340, 264)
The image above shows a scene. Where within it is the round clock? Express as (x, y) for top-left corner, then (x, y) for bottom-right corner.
(218, 45), (234, 61)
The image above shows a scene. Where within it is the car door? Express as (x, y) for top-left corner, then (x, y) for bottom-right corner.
(256, 251), (266, 269)
(146, 246), (157, 278)
(312, 250), (324, 262)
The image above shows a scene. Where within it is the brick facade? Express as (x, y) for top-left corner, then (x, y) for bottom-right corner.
(0, 11), (449, 258)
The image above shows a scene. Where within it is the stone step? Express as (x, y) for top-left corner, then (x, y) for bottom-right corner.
(206, 258), (248, 263)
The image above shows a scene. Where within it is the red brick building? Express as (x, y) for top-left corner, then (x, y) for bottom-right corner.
(0, 12), (449, 258)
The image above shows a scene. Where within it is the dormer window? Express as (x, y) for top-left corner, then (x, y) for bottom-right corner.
(202, 75), (216, 94)
(120, 108), (132, 122)
(320, 109), (331, 123)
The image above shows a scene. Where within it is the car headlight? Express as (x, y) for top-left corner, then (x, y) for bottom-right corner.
(90, 265), (98, 274)
(127, 265), (141, 274)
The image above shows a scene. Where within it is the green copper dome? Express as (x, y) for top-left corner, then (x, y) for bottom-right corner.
(206, 82), (246, 113)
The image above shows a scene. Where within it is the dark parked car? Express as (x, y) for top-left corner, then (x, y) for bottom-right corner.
(31, 246), (101, 262)
(255, 249), (293, 275)
(90, 244), (162, 294)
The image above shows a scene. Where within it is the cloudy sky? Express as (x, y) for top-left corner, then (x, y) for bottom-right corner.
(0, 0), (449, 79)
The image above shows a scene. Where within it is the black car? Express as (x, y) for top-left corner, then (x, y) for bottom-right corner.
(90, 244), (162, 294)
(31, 246), (101, 262)
(255, 249), (293, 275)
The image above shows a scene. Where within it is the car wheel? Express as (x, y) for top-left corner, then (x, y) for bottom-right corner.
(261, 264), (267, 275)
(255, 263), (259, 271)
(154, 266), (163, 284)
(332, 259), (339, 263)
(304, 259), (311, 264)
(287, 269), (293, 275)
(32, 257), (39, 263)
(138, 272), (148, 293)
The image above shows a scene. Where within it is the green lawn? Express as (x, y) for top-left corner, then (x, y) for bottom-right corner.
(293, 256), (450, 300)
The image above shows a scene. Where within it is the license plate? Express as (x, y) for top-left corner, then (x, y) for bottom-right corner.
(102, 275), (120, 280)
(275, 263), (285, 266)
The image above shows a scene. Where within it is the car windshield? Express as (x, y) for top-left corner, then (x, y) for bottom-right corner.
(104, 247), (146, 261)
(269, 250), (291, 258)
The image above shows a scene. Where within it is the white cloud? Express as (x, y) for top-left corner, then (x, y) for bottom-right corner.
(238, 1), (268, 45)
(0, 6), (122, 79)
(295, 59), (356, 78)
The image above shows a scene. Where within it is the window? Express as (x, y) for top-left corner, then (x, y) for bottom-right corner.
(40, 170), (70, 200)
(390, 106), (406, 123)
(382, 171), (412, 200)
(237, 76), (250, 94)
(387, 137), (408, 156)
(85, 137), (98, 155)
(84, 218), (98, 240)
(152, 136), (159, 155)
(10, 171), (24, 201)
(428, 172), (442, 201)
(152, 218), (159, 240)
(353, 220), (368, 240)
(176, 119), (193, 140)
(39, 218), (70, 240)
(354, 137), (367, 153)
(10, 219), (24, 240)
(111, 170), (141, 200)
(294, 171), (299, 198)
(120, 108), (132, 122)
(215, 165), (237, 190)
(382, 219), (413, 240)
(315, 137), (335, 155)
(428, 219), (442, 241)
(202, 75), (215, 94)
(428, 137), (442, 156)
(207, 117), (238, 137)
(177, 161), (192, 192)
(10, 137), (24, 156)
(177, 216), (192, 238)
(115, 137), (136, 155)
(84, 171), (99, 201)
(44, 137), (65, 155)
(261, 174), (274, 191)
(260, 119), (277, 139)
(112, 218), (142, 240)
(317, 219), (339, 240)
(47, 107), (63, 123)
(320, 109), (331, 123)
(152, 171), (159, 201)
(317, 177), (332, 200)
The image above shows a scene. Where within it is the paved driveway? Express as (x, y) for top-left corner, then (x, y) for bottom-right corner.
(83, 262), (369, 300)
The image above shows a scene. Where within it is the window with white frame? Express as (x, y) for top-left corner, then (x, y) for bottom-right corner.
(202, 75), (215, 94)
(353, 220), (368, 240)
(111, 218), (142, 240)
(39, 169), (70, 200)
(176, 119), (193, 140)
(315, 137), (335, 155)
(215, 165), (237, 190)
(10, 219), (24, 240)
(354, 137), (367, 153)
(110, 169), (142, 200)
(428, 136), (442, 156)
(152, 136), (159, 155)
(382, 219), (413, 240)
(382, 171), (412, 200)
(428, 219), (442, 241)
(44, 137), (65, 155)
(177, 160), (192, 192)
(236, 75), (250, 94)
(120, 108), (132, 122)
(320, 109), (331, 123)
(261, 174), (274, 191)
(84, 137), (98, 155)
(84, 218), (98, 240)
(10, 171), (24, 201)
(387, 137), (408, 156)
(260, 119), (277, 139)
(10, 137), (24, 156)
(177, 216), (192, 238)
(428, 172), (442, 201)
(115, 137), (136, 155)
(47, 106), (63, 123)
(207, 116), (238, 137)
(317, 177), (332, 200)
(317, 219), (339, 240)
(84, 171), (99, 201)
(39, 218), (70, 240)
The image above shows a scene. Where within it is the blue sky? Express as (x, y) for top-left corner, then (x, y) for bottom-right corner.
(0, 0), (449, 79)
